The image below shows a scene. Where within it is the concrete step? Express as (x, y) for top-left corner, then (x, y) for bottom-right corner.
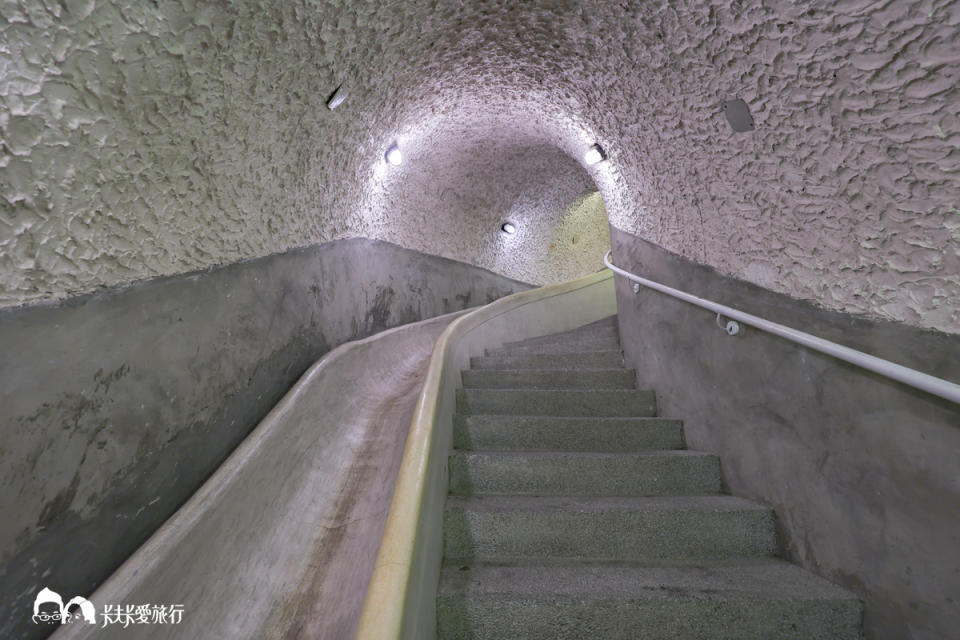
(456, 388), (656, 417)
(461, 368), (636, 390)
(452, 416), (684, 452)
(437, 558), (863, 640)
(470, 350), (622, 370)
(485, 336), (621, 357)
(448, 450), (722, 497)
(443, 495), (776, 562)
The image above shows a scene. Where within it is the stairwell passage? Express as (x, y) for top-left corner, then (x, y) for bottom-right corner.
(437, 316), (863, 639)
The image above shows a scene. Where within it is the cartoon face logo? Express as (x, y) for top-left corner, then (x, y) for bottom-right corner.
(32, 588), (63, 624)
(32, 588), (95, 625)
(65, 597), (97, 624)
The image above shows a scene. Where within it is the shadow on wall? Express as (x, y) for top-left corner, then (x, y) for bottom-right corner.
(610, 227), (960, 640)
(0, 238), (531, 640)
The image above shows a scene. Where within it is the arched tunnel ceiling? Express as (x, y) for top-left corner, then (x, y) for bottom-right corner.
(1, 0), (958, 332)
(366, 128), (607, 286)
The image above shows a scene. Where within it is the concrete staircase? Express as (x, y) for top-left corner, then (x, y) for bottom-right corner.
(437, 316), (863, 639)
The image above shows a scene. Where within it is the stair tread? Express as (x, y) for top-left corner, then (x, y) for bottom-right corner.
(485, 337), (622, 357)
(500, 334), (620, 350)
(450, 450), (713, 459)
(462, 368), (636, 389)
(476, 349), (622, 359)
(470, 350), (623, 370)
(446, 494), (768, 513)
(453, 415), (684, 452)
(449, 450), (722, 497)
(457, 415), (680, 424)
(465, 367), (632, 374)
(500, 335), (619, 346)
(439, 557), (859, 601)
(459, 388), (653, 396)
(501, 316), (619, 349)
(456, 388), (657, 418)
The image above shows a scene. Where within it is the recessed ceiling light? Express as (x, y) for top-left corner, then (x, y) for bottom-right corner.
(584, 143), (606, 165)
(501, 222), (516, 234)
(385, 144), (402, 166)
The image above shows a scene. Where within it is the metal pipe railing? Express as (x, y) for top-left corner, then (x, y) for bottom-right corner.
(604, 251), (960, 405)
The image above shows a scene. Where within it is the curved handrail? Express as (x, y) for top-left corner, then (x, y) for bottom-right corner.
(604, 251), (960, 405)
(354, 270), (617, 640)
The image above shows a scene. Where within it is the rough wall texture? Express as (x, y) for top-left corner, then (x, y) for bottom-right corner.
(612, 227), (960, 640)
(1, 0), (957, 331)
(374, 137), (609, 285)
(0, 238), (530, 640)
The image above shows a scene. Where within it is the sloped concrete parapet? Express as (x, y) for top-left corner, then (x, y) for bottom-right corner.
(0, 238), (530, 640)
(48, 309), (466, 640)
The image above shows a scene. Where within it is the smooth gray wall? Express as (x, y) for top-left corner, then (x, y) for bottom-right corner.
(611, 227), (960, 640)
(0, 238), (530, 640)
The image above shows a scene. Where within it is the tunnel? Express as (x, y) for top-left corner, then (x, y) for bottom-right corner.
(1, 1), (959, 639)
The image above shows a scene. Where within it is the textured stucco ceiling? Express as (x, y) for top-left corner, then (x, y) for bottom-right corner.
(365, 118), (608, 285)
(1, 0), (958, 332)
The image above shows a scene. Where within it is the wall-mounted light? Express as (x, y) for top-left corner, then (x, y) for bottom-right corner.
(501, 222), (516, 234)
(326, 85), (347, 110)
(385, 143), (403, 166)
(584, 143), (606, 165)
(723, 98), (755, 132)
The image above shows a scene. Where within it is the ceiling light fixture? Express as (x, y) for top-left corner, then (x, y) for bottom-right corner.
(584, 143), (606, 165)
(385, 144), (403, 166)
(326, 85), (347, 110)
(723, 98), (755, 132)
(501, 222), (516, 234)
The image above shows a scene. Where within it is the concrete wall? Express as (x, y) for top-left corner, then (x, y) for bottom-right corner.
(611, 226), (960, 640)
(0, 238), (530, 640)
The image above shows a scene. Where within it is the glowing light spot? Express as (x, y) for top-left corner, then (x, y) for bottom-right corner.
(584, 144), (606, 165)
(386, 144), (403, 166)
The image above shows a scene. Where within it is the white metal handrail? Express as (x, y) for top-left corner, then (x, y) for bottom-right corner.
(604, 251), (960, 405)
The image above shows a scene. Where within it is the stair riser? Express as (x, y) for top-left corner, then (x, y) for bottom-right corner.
(436, 598), (863, 640)
(470, 351), (622, 370)
(443, 508), (777, 561)
(456, 389), (656, 417)
(448, 453), (721, 497)
(452, 416), (684, 452)
(462, 369), (636, 389)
